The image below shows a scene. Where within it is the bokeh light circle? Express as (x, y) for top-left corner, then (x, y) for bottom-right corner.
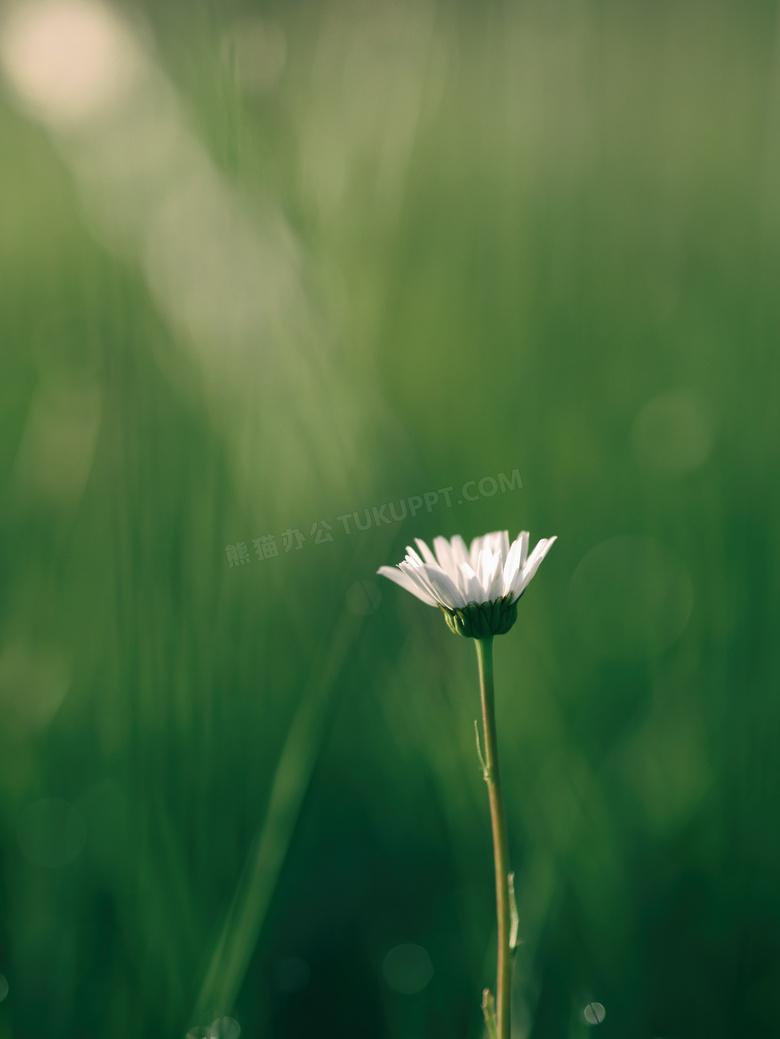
(631, 390), (712, 474)
(382, 943), (433, 994)
(209, 1018), (240, 1039)
(583, 1001), (606, 1024)
(569, 536), (693, 658)
(0, 0), (143, 127)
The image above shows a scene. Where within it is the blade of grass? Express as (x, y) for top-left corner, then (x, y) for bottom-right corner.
(193, 604), (363, 1023)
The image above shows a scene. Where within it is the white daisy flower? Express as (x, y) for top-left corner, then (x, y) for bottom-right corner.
(378, 530), (556, 638)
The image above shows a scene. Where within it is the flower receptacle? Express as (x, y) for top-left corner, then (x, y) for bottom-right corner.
(441, 597), (518, 638)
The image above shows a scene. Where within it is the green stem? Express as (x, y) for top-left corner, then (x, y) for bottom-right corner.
(476, 636), (512, 1039)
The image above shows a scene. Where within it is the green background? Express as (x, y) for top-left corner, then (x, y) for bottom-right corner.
(0, 1), (778, 1037)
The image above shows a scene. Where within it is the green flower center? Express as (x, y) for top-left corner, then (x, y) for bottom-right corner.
(440, 597), (518, 638)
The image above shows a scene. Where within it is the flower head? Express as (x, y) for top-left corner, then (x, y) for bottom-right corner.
(378, 530), (556, 638)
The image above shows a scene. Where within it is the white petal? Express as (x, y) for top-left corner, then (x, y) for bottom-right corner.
(480, 531), (505, 560)
(398, 561), (449, 606)
(485, 552), (505, 601)
(502, 537), (524, 597)
(469, 535), (486, 571)
(497, 531), (510, 565)
(433, 536), (458, 582)
(522, 535), (557, 580)
(419, 564), (466, 608)
(414, 538), (438, 567)
(458, 562), (483, 604)
(477, 547), (499, 596)
(377, 565), (437, 606)
(507, 554), (528, 600)
(486, 531), (503, 558)
(516, 531), (529, 569)
(509, 536), (557, 601)
(404, 546), (424, 567)
(449, 535), (470, 567)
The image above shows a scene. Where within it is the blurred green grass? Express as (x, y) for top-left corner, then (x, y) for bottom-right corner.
(1, 0), (779, 1037)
